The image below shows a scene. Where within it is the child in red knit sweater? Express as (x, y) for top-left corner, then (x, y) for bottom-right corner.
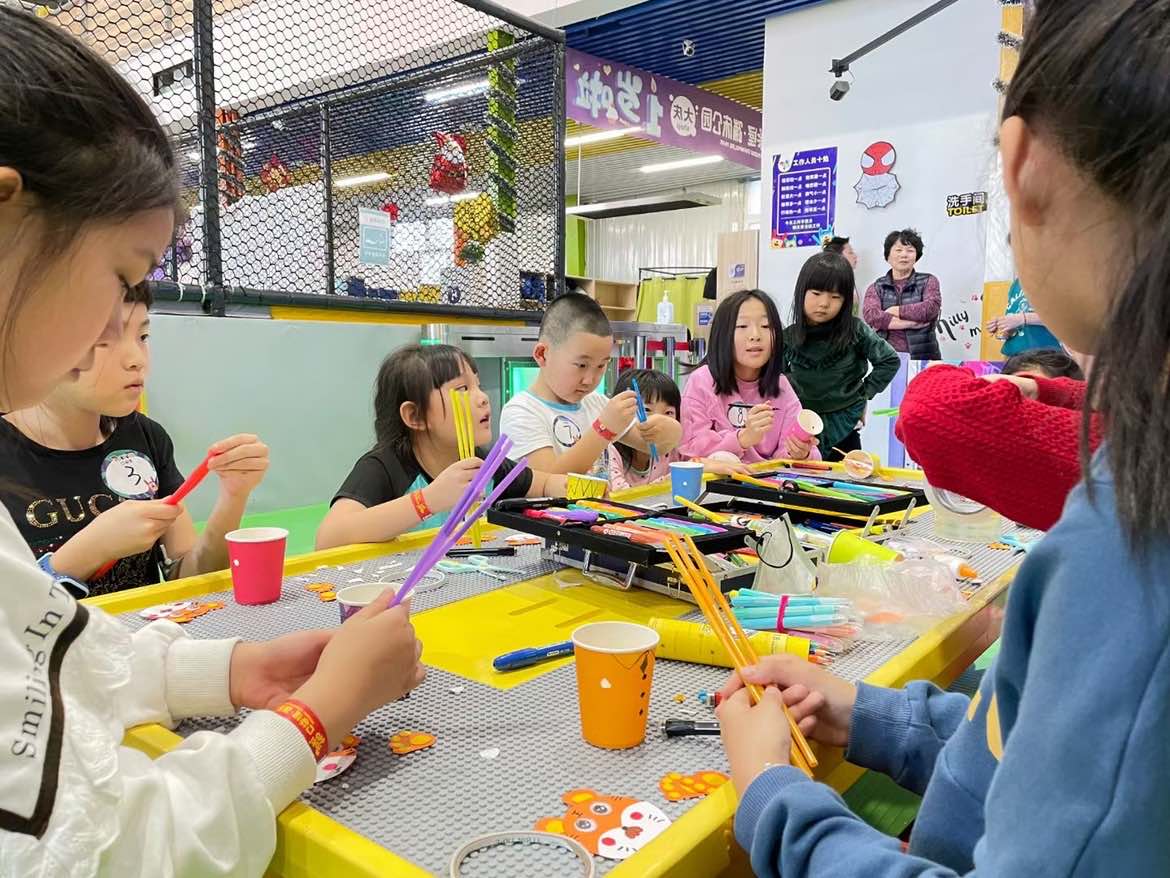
(896, 350), (1100, 530)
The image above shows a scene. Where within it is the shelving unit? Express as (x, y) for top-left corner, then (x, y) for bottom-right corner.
(567, 274), (638, 321)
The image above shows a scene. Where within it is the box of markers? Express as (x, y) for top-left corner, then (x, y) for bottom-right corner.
(486, 497), (751, 567)
(707, 469), (926, 517)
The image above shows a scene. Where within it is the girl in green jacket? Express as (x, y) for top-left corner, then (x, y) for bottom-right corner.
(782, 251), (900, 460)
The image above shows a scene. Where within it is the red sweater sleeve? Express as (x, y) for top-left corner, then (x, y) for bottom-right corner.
(1033, 376), (1087, 410)
(896, 365), (1099, 530)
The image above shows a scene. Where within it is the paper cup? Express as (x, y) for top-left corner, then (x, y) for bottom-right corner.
(827, 531), (902, 565)
(225, 527), (287, 605)
(567, 472), (608, 500)
(843, 450), (879, 479)
(670, 461), (705, 503)
(791, 409), (825, 442)
(336, 583), (394, 623)
(572, 622), (659, 749)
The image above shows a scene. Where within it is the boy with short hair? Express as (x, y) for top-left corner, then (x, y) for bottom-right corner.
(500, 293), (680, 477)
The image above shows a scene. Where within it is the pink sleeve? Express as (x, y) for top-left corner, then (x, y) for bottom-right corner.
(679, 370), (744, 458)
(606, 445), (632, 492)
(862, 283), (892, 331)
(758, 380), (823, 461)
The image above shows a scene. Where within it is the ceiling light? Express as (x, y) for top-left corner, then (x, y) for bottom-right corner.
(424, 80), (490, 103)
(426, 190), (482, 206)
(564, 127), (643, 148)
(333, 171), (392, 189)
(639, 155), (723, 174)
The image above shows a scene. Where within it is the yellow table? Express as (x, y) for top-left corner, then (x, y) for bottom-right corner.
(87, 484), (1011, 878)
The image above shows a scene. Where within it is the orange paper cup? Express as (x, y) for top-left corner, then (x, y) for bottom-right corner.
(571, 622), (659, 749)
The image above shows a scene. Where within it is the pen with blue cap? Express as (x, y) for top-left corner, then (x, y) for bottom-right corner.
(492, 640), (575, 671)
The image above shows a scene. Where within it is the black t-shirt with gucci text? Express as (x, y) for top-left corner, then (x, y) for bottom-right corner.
(0, 413), (185, 594)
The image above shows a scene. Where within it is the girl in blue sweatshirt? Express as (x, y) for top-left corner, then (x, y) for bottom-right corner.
(714, 2), (1170, 874)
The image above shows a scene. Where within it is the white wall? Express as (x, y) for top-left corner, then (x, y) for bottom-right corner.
(760, 0), (1001, 358)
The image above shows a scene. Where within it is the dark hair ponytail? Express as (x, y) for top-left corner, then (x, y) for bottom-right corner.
(0, 8), (180, 254)
(1003, 0), (1170, 548)
(790, 251), (856, 351)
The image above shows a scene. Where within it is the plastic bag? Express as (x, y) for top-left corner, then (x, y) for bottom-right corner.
(748, 515), (816, 596)
(815, 556), (968, 640)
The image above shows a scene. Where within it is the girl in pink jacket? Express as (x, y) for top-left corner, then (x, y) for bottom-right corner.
(680, 290), (820, 464)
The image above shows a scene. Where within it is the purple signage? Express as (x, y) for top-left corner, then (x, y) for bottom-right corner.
(565, 48), (761, 169)
(771, 147), (838, 248)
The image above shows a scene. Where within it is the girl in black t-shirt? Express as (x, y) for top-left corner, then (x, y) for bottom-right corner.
(317, 343), (569, 549)
(0, 282), (271, 594)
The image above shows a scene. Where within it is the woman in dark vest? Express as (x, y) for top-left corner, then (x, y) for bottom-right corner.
(861, 228), (942, 359)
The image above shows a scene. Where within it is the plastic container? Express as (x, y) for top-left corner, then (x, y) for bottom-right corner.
(924, 485), (1004, 543)
(650, 617), (810, 665)
(656, 292), (675, 324)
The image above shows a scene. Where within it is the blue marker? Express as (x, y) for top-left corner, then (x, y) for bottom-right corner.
(492, 641), (575, 672)
(630, 377), (659, 465)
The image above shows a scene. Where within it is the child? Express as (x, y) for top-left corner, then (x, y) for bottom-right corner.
(782, 251), (899, 459)
(0, 10), (422, 874)
(606, 368), (748, 491)
(317, 344), (570, 549)
(499, 292), (679, 478)
(716, 3), (1170, 874)
(0, 281), (270, 595)
(680, 289), (820, 463)
(1001, 346), (1084, 380)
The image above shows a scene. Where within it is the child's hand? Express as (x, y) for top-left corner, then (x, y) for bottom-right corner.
(720, 655), (857, 748)
(76, 499), (183, 565)
(783, 433), (818, 460)
(229, 630), (333, 711)
(600, 391), (639, 437)
(699, 457), (750, 477)
(292, 589), (425, 747)
(423, 457), (482, 513)
(737, 404), (774, 449)
(982, 372), (1039, 399)
(636, 413), (674, 445)
(717, 686), (794, 793)
(207, 433), (270, 499)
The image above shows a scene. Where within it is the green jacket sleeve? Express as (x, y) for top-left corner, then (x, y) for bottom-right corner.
(858, 320), (901, 399)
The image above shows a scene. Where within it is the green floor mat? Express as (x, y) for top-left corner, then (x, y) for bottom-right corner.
(195, 502), (328, 557)
(842, 770), (922, 837)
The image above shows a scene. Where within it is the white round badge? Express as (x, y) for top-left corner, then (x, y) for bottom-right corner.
(102, 450), (160, 499)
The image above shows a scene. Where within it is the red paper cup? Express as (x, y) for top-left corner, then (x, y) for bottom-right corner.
(225, 527), (287, 605)
(791, 409), (824, 442)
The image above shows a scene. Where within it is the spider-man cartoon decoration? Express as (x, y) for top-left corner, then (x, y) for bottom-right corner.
(429, 132), (468, 195)
(854, 140), (900, 209)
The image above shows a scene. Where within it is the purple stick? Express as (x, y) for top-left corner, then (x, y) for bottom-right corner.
(446, 435), (512, 528)
(390, 457), (529, 608)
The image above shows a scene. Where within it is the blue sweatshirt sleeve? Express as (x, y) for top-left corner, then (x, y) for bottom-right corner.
(846, 682), (970, 796)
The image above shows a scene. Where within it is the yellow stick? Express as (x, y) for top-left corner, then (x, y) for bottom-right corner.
(450, 390), (483, 547)
(673, 495), (729, 525)
(731, 472), (783, 490)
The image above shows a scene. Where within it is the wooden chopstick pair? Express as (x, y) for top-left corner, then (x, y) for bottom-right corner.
(660, 532), (817, 777)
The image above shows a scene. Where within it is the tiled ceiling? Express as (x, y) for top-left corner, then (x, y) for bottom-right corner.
(565, 0), (826, 85)
(567, 142), (754, 203)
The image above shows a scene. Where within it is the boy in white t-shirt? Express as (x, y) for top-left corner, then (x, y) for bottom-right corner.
(500, 293), (681, 480)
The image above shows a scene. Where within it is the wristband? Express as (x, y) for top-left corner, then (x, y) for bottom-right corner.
(411, 489), (432, 521)
(36, 553), (89, 599)
(592, 418), (618, 442)
(274, 698), (329, 761)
